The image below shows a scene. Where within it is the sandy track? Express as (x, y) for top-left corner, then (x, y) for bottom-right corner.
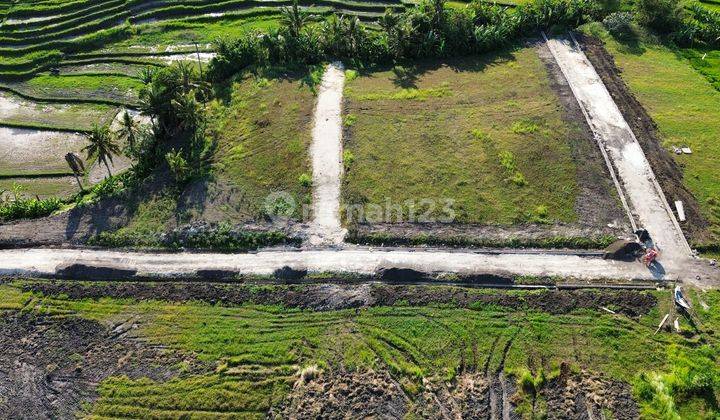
(308, 62), (346, 246)
(544, 35), (691, 266)
(0, 247), (663, 281)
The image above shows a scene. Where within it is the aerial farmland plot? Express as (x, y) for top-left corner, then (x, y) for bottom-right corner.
(342, 44), (627, 247)
(1, 0), (720, 418)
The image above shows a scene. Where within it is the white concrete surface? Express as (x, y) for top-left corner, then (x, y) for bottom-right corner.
(544, 35), (692, 270)
(308, 62), (347, 246)
(0, 247), (665, 281)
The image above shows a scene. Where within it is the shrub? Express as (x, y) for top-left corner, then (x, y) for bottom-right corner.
(603, 12), (636, 40)
(343, 150), (355, 172)
(0, 184), (62, 221)
(298, 173), (312, 188)
(634, 0), (685, 33)
(165, 149), (189, 183)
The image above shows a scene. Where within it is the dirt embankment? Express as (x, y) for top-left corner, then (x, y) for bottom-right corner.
(20, 281), (657, 317)
(577, 35), (710, 246)
(0, 312), (199, 419)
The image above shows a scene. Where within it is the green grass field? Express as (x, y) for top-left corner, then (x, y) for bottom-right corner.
(342, 46), (584, 225)
(1, 282), (718, 418)
(11, 73), (144, 104)
(208, 68), (319, 220)
(0, 177), (76, 198)
(585, 25), (720, 245)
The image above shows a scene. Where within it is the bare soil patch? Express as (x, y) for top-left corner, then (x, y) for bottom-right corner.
(577, 35), (710, 245)
(269, 370), (409, 419)
(543, 362), (639, 420)
(19, 281), (657, 317)
(0, 311), (197, 419)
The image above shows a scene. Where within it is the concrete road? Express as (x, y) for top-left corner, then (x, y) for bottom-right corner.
(0, 247), (664, 281)
(544, 34), (692, 267)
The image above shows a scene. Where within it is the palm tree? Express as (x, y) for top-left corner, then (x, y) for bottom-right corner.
(83, 124), (121, 178)
(281, 0), (309, 39)
(172, 92), (203, 133)
(175, 61), (197, 94)
(115, 111), (138, 151)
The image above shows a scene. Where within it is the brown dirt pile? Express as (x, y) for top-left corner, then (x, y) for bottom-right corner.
(20, 281), (657, 317)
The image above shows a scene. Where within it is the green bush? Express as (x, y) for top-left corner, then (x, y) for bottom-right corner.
(0, 185), (62, 221)
(634, 0), (685, 33)
(603, 11), (636, 40)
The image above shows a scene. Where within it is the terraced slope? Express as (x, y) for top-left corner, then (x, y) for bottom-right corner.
(0, 0), (411, 80)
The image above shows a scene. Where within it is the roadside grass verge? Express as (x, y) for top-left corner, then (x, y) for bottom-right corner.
(585, 25), (720, 250)
(342, 46), (582, 225)
(0, 283), (717, 417)
(347, 231), (618, 250)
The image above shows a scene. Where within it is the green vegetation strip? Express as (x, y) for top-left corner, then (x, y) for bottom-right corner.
(0, 121), (93, 134)
(0, 283), (718, 418)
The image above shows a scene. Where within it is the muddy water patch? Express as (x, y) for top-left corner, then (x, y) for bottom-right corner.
(0, 127), (85, 174)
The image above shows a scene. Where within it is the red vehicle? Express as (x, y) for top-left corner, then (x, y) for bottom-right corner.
(642, 248), (659, 267)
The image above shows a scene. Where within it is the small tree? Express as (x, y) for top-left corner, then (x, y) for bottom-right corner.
(281, 0), (310, 39)
(83, 124), (121, 178)
(115, 111), (138, 152)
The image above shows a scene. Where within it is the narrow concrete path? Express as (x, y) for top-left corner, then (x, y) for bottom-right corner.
(308, 62), (346, 246)
(544, 35), (691, 270)
(0, 247), (662, 281)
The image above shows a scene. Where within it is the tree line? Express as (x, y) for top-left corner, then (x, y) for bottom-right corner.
(207, 0), (719, 82)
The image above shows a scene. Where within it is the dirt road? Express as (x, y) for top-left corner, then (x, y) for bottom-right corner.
(544, 35), (692, 267)
(308, 62), (346, 246)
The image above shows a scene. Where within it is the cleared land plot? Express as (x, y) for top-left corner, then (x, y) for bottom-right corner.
(0, 91), (117, 131)
(207, 69), (317, 221)
(342, 45), (621, 228)
(588, 27), (720, 249)
(92, 69), (317, 246)
(1, 281), (718, 418)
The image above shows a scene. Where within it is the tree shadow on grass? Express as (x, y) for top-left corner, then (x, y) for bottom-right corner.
(345, 45), (519, 89)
